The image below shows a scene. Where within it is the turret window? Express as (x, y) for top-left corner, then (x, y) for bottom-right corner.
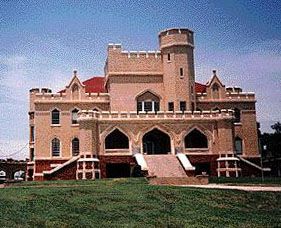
(234, 108), (241, 123)
(180, 68), (184, 77)
(167, 53), (171, 61)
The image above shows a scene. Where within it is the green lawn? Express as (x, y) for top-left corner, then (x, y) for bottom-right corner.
(1, 178), (281, 227)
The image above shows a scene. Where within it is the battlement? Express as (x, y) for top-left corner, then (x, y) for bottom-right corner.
(158, 28), (194, 49)
(196, 91), (255, 102)
(30, 88), (110, 103)
(78, 109), (234, 122)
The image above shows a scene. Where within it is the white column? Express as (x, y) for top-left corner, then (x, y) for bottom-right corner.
(141, 101), (145, 112)
(152, 101), (155, 112)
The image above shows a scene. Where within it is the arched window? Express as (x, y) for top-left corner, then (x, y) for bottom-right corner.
(235, 137), (243, 155)
(52, 138), (60, 156)
(72, 138), (79, 156)
(105, 129), (129, 149)
(234, 108), (241, 123)
(71, 108), (79, 124)
(0, 170), (6, 177)
(51, 109), (60, 125)
(72, 83), (79, 100)
(185, 129), (208, 148)
(136, 91), (160, 113)
(212, 83), (219, 99)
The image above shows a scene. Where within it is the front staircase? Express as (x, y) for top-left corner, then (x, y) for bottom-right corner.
(144, 155), (187, 177)
(137, 154), (208, 185)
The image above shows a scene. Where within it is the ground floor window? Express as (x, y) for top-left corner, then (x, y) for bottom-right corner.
(106, 163), (131, 178)
(185, 129), (208, 149)
(235, 137), (243, 155)
(105, 129), (129, 149)
(143, 128), (171, 154)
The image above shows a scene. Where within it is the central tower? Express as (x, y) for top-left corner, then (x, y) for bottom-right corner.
(159, 28), (196, 111)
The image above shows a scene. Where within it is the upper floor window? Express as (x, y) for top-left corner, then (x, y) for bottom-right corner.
(136, 91), (160, 113)
(168, 102), (174, 112)
(72, 138), (79, 156)
(167, 53), (171, 61)
(51, 109), (60, 125)
(234, 108), (241, 123)
(180, 101), (186, 112)
(52, 138), (60, 156)
(71, 108), (79, 124)
(30, 148), (34, 161)
(180, 68), (184, 78)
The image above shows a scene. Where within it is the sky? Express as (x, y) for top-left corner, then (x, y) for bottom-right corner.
(0, 0), (280, 159)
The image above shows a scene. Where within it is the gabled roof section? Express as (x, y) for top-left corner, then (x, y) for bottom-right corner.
(58, 75), (106, 93)
(206, 70), (225, 87)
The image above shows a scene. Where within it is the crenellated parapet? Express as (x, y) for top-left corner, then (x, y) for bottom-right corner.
(196, 91), (255, 102)
(78, 109), (234, 122)
(30, 88), (110, 103)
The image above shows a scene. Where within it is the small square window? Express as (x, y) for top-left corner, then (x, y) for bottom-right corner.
(180, 101), (186, 112)
(168, 102), (174, 111)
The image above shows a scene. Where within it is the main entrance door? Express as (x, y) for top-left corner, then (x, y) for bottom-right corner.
(142, 128), (171, 154)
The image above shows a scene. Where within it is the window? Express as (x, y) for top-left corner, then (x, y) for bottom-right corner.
(72, 84), (79, 100)
(180, 68), (184, 77)
(52, 138), (60, 156)
(105, 129), (129, 149)
(180, 101), (186, 112)
(167, 53), (171, 61)
(136, 91), (160, 113)
(72, 108), (79, 124)
(185, 129), (208, 149)
(235, 137), (243, 155)
(168, 102), (174, 111)
(234, 108), (241, 123)
(72, 138), (79, 156)
(30, 126), (34, 142)
(51, 109), (60, 125)
(212, 83), (219, 99)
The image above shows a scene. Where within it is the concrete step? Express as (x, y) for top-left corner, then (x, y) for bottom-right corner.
(144, 155), (187, 177)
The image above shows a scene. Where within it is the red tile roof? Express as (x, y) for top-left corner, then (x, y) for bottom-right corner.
(195, 82), (206, 93)
(59, 76), (206, 94)
(83, 77), (106, 93)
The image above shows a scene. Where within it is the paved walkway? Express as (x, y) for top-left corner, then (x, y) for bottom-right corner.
(186, 184), (281, 192)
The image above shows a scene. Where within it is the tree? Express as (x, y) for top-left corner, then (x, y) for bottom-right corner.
(271, 122), (281, 134)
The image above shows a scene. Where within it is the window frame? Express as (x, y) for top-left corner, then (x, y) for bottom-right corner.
(71, 137), (80, 156)
(71, 108), (79, 125)
(51, 138), (61, 157)
(51, 108), (60, 125)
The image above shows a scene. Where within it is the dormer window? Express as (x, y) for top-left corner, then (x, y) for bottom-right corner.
(212, 83), (219, 99)
(72, 83), (79, 100)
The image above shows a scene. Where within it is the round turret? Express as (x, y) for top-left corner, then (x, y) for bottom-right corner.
(158, 28), (194, 50)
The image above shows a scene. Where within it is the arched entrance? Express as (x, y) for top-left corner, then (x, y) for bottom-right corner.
(142, 128), (171, 154)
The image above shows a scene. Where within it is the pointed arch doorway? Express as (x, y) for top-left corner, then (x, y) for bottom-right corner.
(142, 128), (171, 155)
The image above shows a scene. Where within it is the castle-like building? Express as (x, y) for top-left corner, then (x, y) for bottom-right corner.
(27, 28), (260, 181)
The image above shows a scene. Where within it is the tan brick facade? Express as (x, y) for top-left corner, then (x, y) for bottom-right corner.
(27, 28), (259, 181)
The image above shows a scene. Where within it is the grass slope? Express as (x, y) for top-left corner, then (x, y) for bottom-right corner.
(0, 178), (281, 227)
